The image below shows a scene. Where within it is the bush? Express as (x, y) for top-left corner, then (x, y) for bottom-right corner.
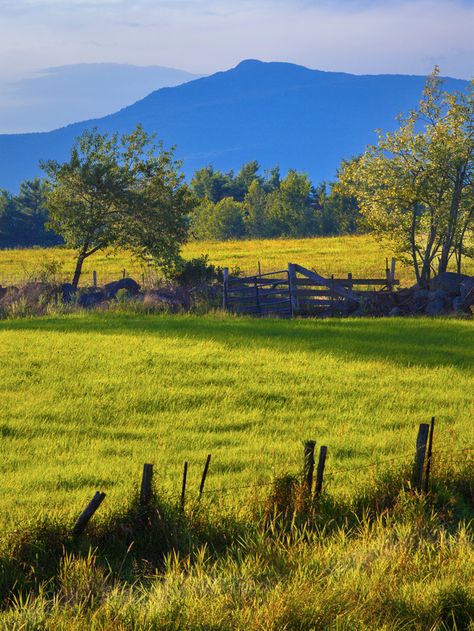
(173, 255), (222, 286)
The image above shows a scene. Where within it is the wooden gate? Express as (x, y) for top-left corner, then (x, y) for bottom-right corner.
(223, 269), (292, 317)
(223, 260), (398, 317)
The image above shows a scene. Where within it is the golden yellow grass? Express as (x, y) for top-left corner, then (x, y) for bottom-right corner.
(3, 234), (471, 287)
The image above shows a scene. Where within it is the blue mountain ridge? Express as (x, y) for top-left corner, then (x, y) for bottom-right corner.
(0, 59), (468, 192)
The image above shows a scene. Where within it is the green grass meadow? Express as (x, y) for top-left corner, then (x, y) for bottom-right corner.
(0, 313), (473, 628)
(1, 313), (472, 528)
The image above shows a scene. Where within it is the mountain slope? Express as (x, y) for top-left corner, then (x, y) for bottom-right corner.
(0, 60), (468, 192)
(0, 63), (199, 135)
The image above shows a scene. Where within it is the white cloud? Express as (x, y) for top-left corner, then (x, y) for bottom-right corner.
(0, 0), (472, 79)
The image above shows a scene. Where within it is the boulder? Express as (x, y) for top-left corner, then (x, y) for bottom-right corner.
(78, 290), (105, 308)
(428, 289), (447, 301)
(143, 287), (192, 312)
(104, 277), (140, 299)
(430, 272), (470, 296)
(452, 296), (467, 314)
(425, 299), (446, 316)
(17, 282), (52, 305)
(460, 277), (474, 307)
(61, 283), (76, 303)
(0, 286), (19, 306)
(413, 288), (429, 301)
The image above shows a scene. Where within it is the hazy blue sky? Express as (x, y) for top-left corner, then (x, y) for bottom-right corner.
(0, 0), (473, 80)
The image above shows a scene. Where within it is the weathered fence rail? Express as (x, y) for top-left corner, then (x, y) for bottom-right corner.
(223, 260), (399, 317)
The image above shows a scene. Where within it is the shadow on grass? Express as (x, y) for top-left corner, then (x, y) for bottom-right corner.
(1, 313), (473, 370)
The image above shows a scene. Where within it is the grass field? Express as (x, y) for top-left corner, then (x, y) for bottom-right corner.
(1, 313), (473, 628)
(2, 234), (473, 288)
(1, 312), (472, 527)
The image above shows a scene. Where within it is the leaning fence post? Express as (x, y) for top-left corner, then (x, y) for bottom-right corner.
(198, 454), (212, 500)
(412, 423), (430, 491)
(303, 440), (316, 495)
(73, 491), (106, 535)
(180, 462), (188, 511)
(423, 417), (435, 493)
(315, 446), (328, 497)
(222, 267), (229, 310)
(140, 463), (154, 506)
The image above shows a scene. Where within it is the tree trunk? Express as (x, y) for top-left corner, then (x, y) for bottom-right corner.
(438, 173), (464, 275)
(72, 250), (87, 289)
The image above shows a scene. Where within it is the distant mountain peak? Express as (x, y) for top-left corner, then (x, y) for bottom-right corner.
(0, 61), (468, 192)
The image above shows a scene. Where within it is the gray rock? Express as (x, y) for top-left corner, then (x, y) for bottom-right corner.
(388, 307), (402, 317)
(78, 290), (105, 308)
(425, 299), (445, 316)
(428, 289), (447, 303)
(61, 283), (75, 303)
(430, 272), (470, 296)
(452, 296), (466, 314)
(413, 288), (429, 301)
(104, 277), (140, 299)
(460, 277), (474, 306)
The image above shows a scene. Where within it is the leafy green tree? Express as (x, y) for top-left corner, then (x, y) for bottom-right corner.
(321, 177), (360, 235)
(266, 170), (314, 237)
(191, 166), (234, 203)
(191, 196), (246, 240)
(15, 178), (60, 246)
(340, 69), (473, 284)
(42, 126), (196, 288)
(190, 197), (216, 240)
(0, 190), (16, 247)
(244, 179), (268, 237)
(263, 166), (281, 193)
(232, 161), (262, 201)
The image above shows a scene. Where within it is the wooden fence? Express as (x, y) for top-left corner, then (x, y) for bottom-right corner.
(223, 259), (399, 317)
(66, 416), (471, 535)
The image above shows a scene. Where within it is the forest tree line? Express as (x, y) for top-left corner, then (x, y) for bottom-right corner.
(0, 162), (361, 248)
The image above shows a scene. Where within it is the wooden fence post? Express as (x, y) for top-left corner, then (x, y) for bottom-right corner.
(140, 463), (153, 506)
(423, 417), (435, 493)
(93, 270), (97, 288)
(254, 279), (261, 315)
(390, 258), (396, 289)
(122, 268), (126, 279)
(73, 491), (106, 535)
(412, 423), (430, 490)
(222, 267), (229, 310)
(315, 446), (328, 497)
(303, 440), (316, 495)
(180, 462), (188, 511)
(198, 454), (212, 500)
(288, 263), (298, 316)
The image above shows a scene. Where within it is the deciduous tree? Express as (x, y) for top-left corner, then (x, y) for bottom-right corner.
(339, 69), (473, 285)
(42, 126), (196, 288)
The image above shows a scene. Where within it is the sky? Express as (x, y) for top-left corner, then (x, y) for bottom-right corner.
(0, 0), (473, 81)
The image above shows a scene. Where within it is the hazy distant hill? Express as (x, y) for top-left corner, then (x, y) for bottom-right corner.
(0, 63), (199, 134)
(0, 60), (468, 192)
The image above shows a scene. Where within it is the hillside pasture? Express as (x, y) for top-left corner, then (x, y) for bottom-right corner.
(3, 234), (472, 288)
